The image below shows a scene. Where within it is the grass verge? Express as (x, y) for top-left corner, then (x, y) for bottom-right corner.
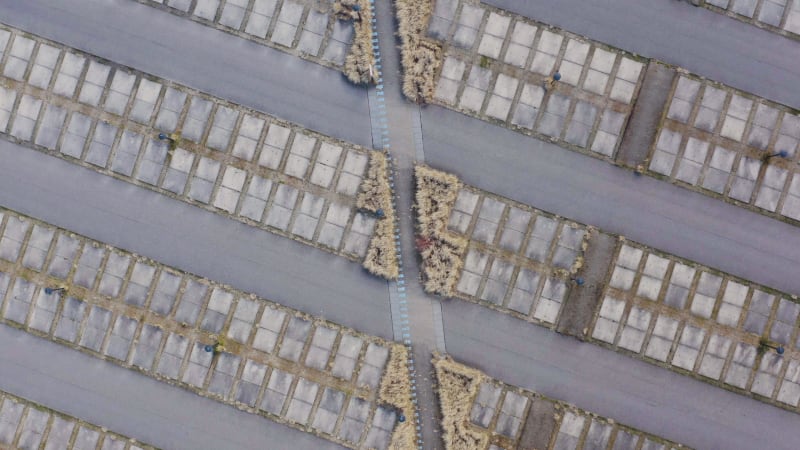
(336, 0), (378, 85)
(358, 151), (399, 279)
(414, 165), (467, 296)
(395, 0), (443, 102)
(380, 344), (417, 449)
(432, 355), (489, 450)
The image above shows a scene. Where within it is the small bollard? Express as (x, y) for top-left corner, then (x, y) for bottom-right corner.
(158, 133), (176, 144)
(573, 277), (585, 286)
(204, 344), (214, 353)
(761, 339), (786, 355)
(398, 414), (406, 423)
(376, 208), (385, 219)
(763, 150), (788, 162)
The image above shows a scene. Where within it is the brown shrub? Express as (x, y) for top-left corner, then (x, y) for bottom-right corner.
(420, 233), (467, 297)
(414, 165), (460, 235)
(359, 152), (399, 279)
(395, 0), (443, 102)
(336, 0), (377, 84)
(414, 165), (466, 296)
(380, 344), (416, 449)
(433, 356), (490, 450)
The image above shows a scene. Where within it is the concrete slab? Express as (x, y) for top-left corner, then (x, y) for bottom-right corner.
(312, 388), (343, 434)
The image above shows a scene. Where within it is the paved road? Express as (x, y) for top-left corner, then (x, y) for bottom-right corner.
(3, 1), (800, 449)
(4, 0), (797, 295)
(371, 0), (446, 446)
(0, 324), (344, 450)
(0, 139), (393, 340)
(423, 106), (800, 296)
(442, 300), (800, 450)
(0, 0), (373, 148)
(485, 0), (800, 109)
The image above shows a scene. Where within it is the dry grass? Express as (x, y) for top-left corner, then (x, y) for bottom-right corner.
(380, 344), (416, 449)
(414, 165), (466, 296)
(357, 152), (393, 212)
(358, 152), (399, 279)
(363, 218), (399, 279)
(414, 165), (460, 235)
(336, 0), (377, 85)
(432, 356), (490, 450)
(395, 0), (443, 102)
(569, 225), (594, 275)
(419, 233), (467, 296)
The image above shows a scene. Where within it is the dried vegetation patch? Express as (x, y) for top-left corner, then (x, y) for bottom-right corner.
(432, 355), (489, 450)
(380, 344), (417, 449)
(336, 0), (377, 84)
(358, 151), (399, 279)
(395, 0), (443, 102)
(414, 165), (467, 296)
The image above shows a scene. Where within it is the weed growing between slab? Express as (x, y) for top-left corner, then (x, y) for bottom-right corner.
(336, 0), (378, 84)
(358, 152), (400, 279)
(380, 344), (417, 449)
(395, 0), (443, 102)
(570, 224), (593, 275)
(414, 165), (467, 296)
(432, 355), (489, 450)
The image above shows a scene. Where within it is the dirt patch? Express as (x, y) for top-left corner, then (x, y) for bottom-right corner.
(616, 61), (676, 167)
(557, 231), (617, 339)
(517, 397), (558, 450)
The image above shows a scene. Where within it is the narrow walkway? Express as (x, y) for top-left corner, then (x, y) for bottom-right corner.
(369, 0), (447, 448)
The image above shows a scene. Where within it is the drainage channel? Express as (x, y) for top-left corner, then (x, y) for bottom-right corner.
(367, 0), (424, 448)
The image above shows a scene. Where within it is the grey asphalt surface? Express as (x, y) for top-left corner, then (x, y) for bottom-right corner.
(0, 324), (344, 450)
(4, 0), (794, 295)
(0, 0), (373, 148)
(371, 0), (445, 445)
(0, 139), (393, 340)
(2, 1), (800, 449)
(423, 106), (800, 296)
(442, 300), (800, 450)
(485, 0), (800, 109)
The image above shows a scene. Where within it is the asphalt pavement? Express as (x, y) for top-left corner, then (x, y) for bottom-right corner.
(4, 0), (797, 297)
(485, 0), (800, 109)
(0, 0), (373, 148)
(0, 139), (393, 340)
(0, 323), (345, 450)
(423, 106), (800, 296)
(442, 299), (800, 450)
(1, 1), (800, 449)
